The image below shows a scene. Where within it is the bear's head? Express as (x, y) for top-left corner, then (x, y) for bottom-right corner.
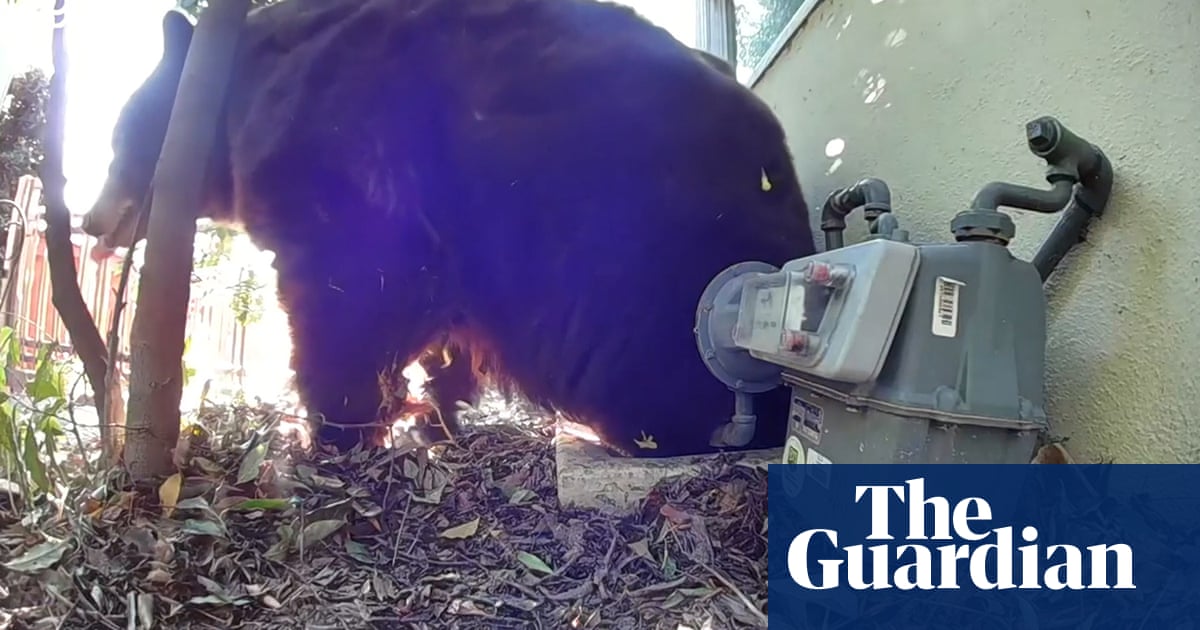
(79, 9), (194, 259)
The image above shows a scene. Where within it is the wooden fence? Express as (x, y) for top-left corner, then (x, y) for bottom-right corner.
(0, 175), (294, 403)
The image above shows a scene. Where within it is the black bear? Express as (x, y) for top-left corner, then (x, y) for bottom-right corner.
(80, 0), (817, 458)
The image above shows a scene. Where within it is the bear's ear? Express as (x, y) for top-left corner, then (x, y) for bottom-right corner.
(161, 9), (196, 64)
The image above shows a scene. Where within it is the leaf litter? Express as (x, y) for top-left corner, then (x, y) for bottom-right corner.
(0, 398), (773, 629)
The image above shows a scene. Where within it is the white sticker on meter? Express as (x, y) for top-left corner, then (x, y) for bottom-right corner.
(783, 436), (805, 464)
(931, 276), (965, 338)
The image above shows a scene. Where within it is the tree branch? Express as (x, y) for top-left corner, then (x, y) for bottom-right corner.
(39, 0), (111, 436)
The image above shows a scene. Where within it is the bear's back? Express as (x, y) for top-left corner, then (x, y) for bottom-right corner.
(221, 0), (812, 452)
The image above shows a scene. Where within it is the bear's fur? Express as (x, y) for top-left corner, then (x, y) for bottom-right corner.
(81, 0), (817, 457)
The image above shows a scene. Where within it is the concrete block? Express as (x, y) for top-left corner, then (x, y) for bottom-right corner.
(555, 432), (784, 516)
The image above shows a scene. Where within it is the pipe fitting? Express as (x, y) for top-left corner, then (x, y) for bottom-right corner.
(969, 178), (1075, 215)
(710, 391), (758, 448)
(820, 177), (893, 250)
(958, 116), (1113, 282)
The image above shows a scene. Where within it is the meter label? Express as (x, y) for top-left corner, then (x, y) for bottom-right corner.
(783, 436), (805, 464)
(931, 276), (965, 338)
(795, 398), (824, 445)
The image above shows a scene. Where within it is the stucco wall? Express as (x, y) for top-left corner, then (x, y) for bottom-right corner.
(751, 0), (1200, 463)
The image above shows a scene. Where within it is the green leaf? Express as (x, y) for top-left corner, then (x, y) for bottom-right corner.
(22, 428), (49, 493)
(175, 496), (213, 511)
(344, 539), (374, 564)
(227, 498), (292, 512)
(663, 590), (686, 609)
(181, 519), (226, 538)
(516, 551), (553, 575)
(6, 335), (18, 370)
(0, 401), (15, 461)
(662, 552), (678, 579)
(236, 442), (267, 485)
(266, 523), (294, 562)
(0, 326), (17, 379)
(42, 396), (66, 413)
(38, 412), (64, 438)
(2, 538), (68, 573)
(294, 464), (317, 481)
(30, 347), (62, 403)
(508, 488), (536, 505)
(40, 419), (59, 463)
(299, 519), (343, 547)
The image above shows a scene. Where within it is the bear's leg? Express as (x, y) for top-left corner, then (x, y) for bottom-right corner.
(232, 113), (461, 450)
(412, 338), (479, 444)
(274, 258), (446, 451)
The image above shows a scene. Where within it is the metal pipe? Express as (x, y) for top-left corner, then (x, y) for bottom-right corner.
(819, 177), (893, 251)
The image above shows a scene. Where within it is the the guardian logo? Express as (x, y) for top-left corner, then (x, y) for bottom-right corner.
(788, 478), (1136, 591)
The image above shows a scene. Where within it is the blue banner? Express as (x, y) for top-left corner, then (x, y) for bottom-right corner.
(767, 464), (1200, 629)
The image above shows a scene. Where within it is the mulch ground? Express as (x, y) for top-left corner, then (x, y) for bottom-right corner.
(0, 400), (772, 630)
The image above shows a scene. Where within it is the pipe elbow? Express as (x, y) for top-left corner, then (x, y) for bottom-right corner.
(1027, 115), (1114, 217)
(970, 179), (1075, 213)
(708, 391), (759, 449)
(854, 177), (893, 218)
(820, 177), (893, 229)
(1076, 146), (1114, 219)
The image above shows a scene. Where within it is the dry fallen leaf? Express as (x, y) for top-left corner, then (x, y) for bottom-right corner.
(660, 504), (693, 526)
(439, 517), (481, 540)
(634, 431), (658, 450)
(153, 540), (174, 564)
(159, 473), (182, 518)
(1031, 442), (1074, 464)
(308, 473), (346, 490)
(717, 480), (747, 514)
(193, 457), (224, 476)
(137, 592), (155, 630)
(1, 416), (780, 629)
(146, 568), (172, 584)
(2, 538), (68, 573)
(628, 538), (653, 561)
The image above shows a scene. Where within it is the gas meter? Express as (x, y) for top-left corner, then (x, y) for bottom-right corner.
(694, 115), (1113, 466)
(732, 239), (918, 384)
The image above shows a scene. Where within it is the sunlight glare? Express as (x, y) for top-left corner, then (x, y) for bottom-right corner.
(62, 0), (175, 216)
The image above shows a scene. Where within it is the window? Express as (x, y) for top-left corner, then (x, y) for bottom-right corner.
(621, 0), (821, 86)
(733, 0), (814, 83)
